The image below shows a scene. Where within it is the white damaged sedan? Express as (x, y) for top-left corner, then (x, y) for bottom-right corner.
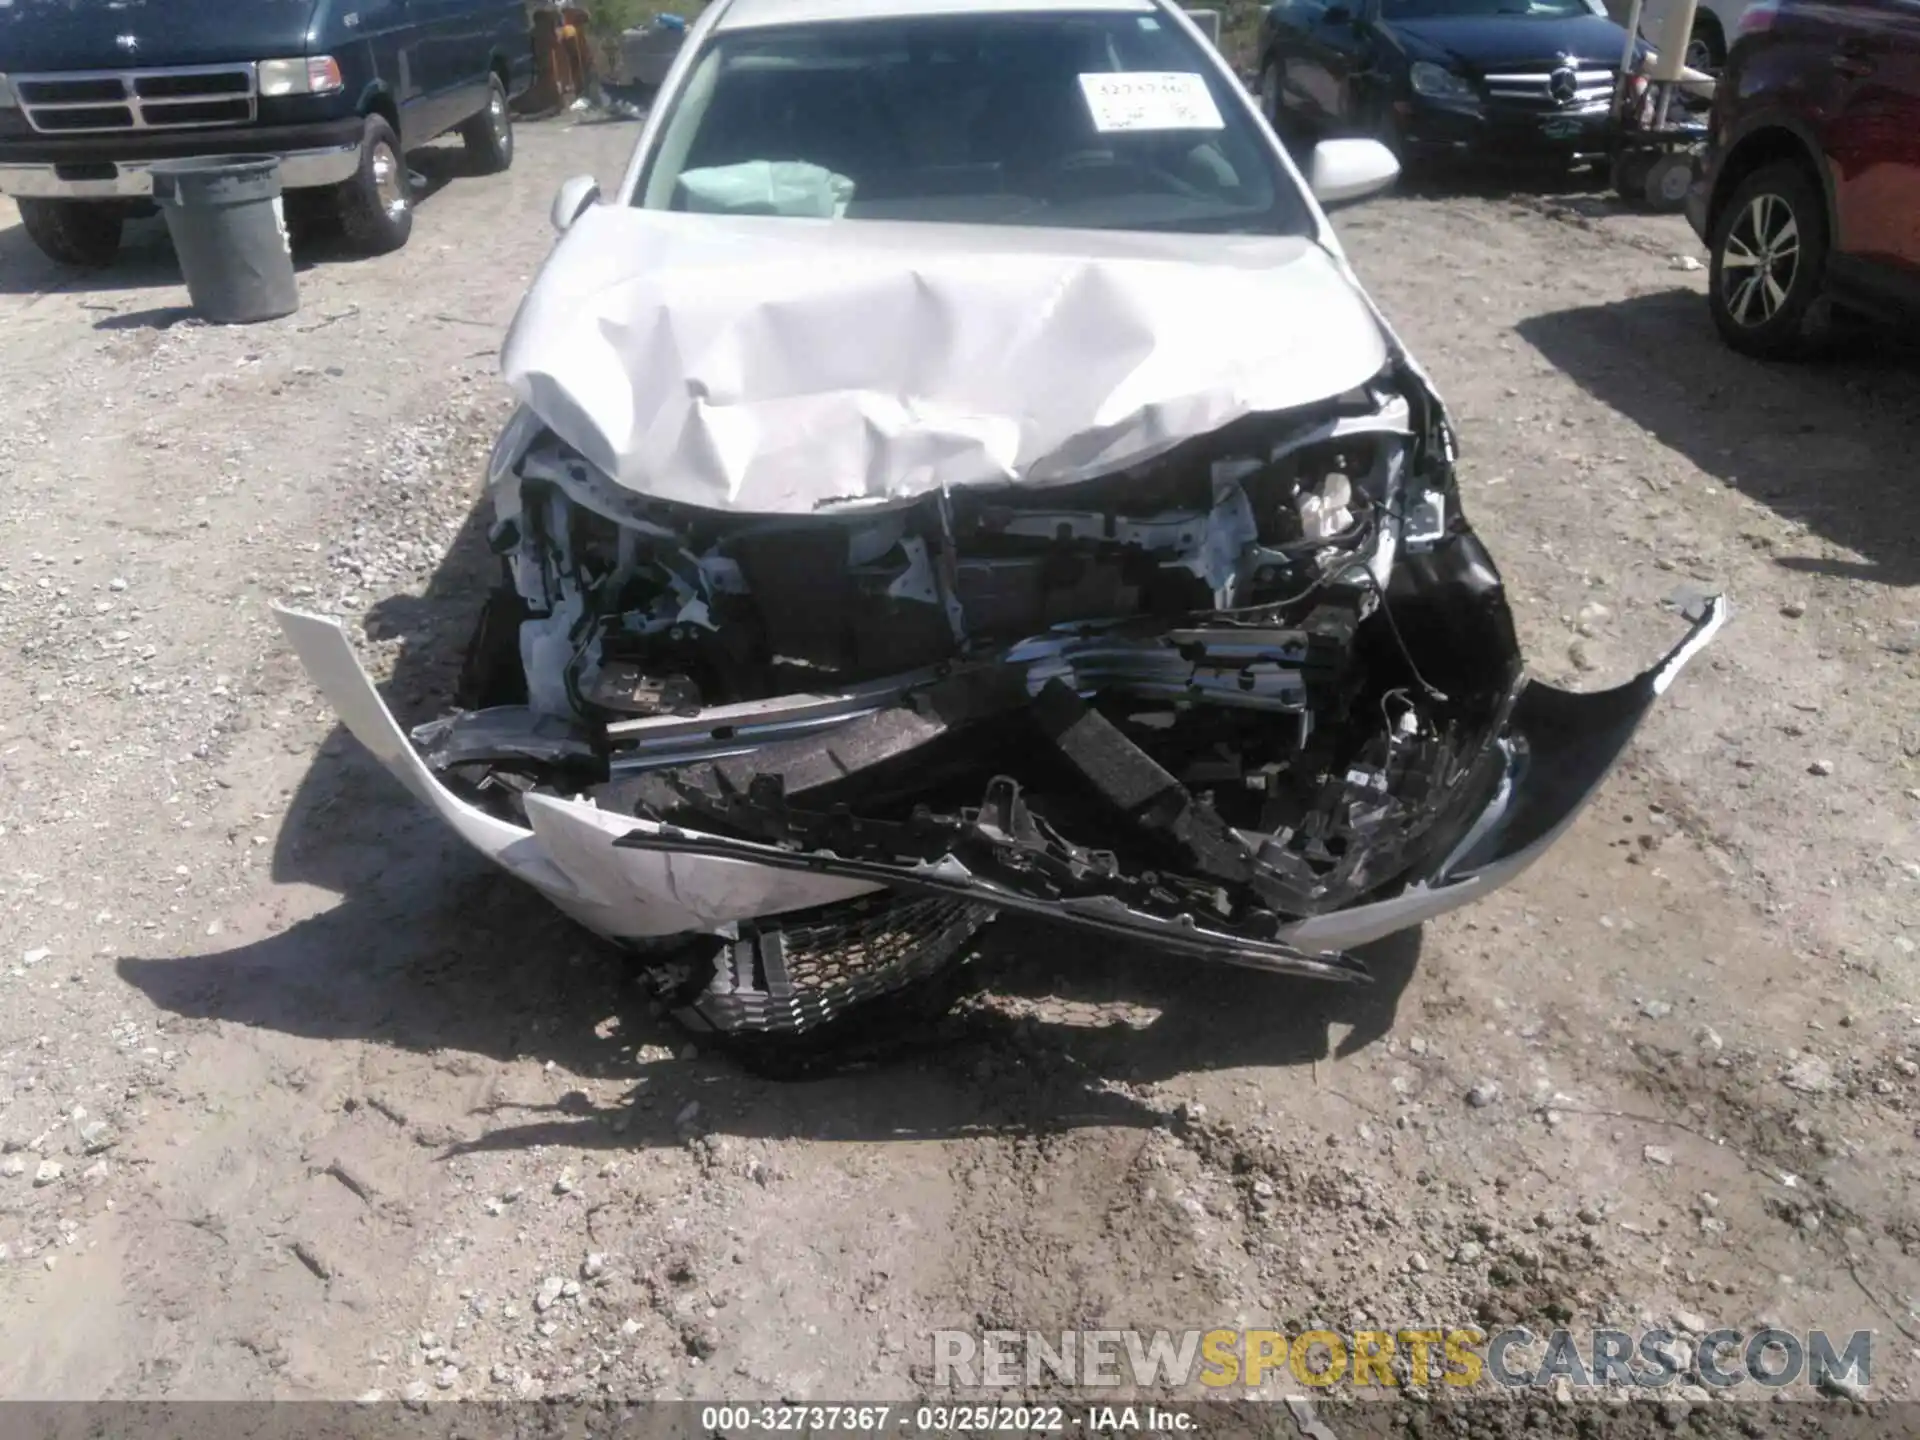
(277, 0), (1723, 1038)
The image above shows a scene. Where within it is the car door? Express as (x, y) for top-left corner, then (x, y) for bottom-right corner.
(1263, 0), (1328, 126)
(1824, 0), (1920, 290)
(495, 0), (535, 98)
(434, 0), (499, 124)
(1281, 0), (1352, 128)
(387, 0), (435, 147)
(403, 0), (485, 138)
(1322, 0), (1383, 131)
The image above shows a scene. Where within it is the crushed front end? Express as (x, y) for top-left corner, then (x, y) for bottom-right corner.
(277, 357), (1722, 1042)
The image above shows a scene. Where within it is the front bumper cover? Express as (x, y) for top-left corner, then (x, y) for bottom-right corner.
(0, 116), (364, 198)
(1402, 97), (1615, 159)
(274, 596), (1725, 977)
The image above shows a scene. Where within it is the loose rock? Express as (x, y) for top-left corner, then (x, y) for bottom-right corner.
(1466, 1079), (1501, 1109)
(1782, 1055), (1834, 1095)
(78, 1120), (116, 1154)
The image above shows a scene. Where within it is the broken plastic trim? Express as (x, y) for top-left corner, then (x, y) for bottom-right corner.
(272, 595), (1724, 1003)
(607, 597), (1729, 982)
(614, 772), (1371, 985)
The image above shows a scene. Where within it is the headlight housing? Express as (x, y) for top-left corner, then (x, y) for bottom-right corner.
(257, 56), (345, 97)
(0, 74), (17, 109)
(1409, 61), (1478, 104)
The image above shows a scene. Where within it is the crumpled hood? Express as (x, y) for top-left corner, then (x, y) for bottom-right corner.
(499, 206), (1391, 516)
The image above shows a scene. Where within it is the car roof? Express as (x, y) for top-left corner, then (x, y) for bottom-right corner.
(713, 0), (1159, 33)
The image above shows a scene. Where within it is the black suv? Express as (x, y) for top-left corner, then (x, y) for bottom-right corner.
(0, 0), (533, 265)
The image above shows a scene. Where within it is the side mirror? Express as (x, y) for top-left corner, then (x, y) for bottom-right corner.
(1308, 137), (1399, 207)
(551, 175), (601, 234)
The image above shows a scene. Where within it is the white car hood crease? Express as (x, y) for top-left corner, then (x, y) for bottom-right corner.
(500, 206), (1392, 515)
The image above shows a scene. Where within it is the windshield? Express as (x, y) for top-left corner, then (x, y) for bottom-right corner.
(634, 10), (1312, 236)
(1380, 0), (1596, 19)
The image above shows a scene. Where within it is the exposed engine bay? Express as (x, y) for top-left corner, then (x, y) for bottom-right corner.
(419, 366), (1534, 1036)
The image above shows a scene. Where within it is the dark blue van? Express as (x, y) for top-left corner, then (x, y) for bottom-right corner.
(0, 0), (533, 264)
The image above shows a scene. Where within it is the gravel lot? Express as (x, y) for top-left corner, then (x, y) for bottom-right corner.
(0, 115), (1916, 1414)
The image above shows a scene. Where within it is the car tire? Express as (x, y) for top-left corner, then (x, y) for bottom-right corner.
(1643, 153), (1694, 212)
(17, 198), (123, 267)
(335, 114), (413, 256)
(460, 73), (514, 175)
(1610, 149), (1653, 201)
(1708, 160), (1829, 359)
(1685, 18), (1726, 73)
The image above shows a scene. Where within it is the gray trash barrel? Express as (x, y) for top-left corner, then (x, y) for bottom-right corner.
(150, 156), (300, 325)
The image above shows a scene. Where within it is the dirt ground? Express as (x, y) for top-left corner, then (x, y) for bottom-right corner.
(0, 113), (1916, 1420)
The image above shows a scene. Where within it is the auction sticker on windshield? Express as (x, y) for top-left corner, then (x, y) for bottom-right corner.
(1078, 71), (1224, 132)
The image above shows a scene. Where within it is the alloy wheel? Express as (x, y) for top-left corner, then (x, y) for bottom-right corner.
(1720, 191), (1800, 328)
(371, 141), (407, 221)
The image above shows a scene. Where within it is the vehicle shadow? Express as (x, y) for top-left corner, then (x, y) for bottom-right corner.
(0, 211), (182, 298)
(0, 139), (470, 301)
(116, 488), (1424, 1148)
(117, 850), (1422, 1154)
(1517, 288), (1920, 588)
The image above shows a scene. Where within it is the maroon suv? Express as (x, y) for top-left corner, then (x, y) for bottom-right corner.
(1686, 0), (1920, 356)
